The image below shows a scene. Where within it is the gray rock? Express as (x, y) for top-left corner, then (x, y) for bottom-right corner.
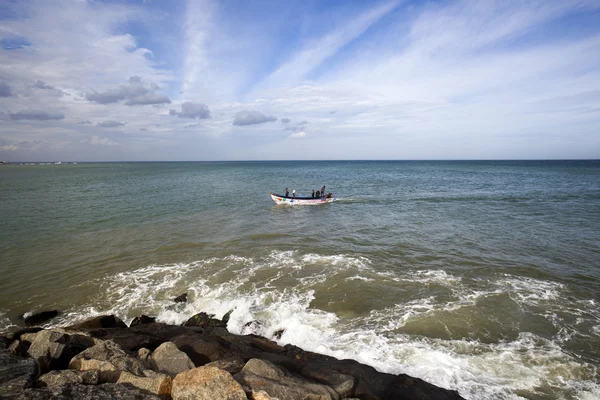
(69, 340), (146, 383)
(65, 315), (127, 330)
(0, 349), (40, 397)
(149, 341), (194, 376)
(8, 340), (30, 357)
(5, 327), (44, 342)
(27, 330), (95, 372)
(17, 383), (162, 399)
(37, 369), (99, 387)
(138, 348), (151, 362)
(234, 358), (339, 400)
(172, 366), (246, 400)
(183, 312), (226, 328)
(171, 333), (227, 366)
(205, 357), (245, 374)
(301, 363), (355, 398)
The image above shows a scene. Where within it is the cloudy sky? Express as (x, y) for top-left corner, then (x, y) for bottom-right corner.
(1, 0), (599, 161)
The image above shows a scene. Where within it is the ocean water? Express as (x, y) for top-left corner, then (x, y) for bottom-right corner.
(1, 160), (599, 399)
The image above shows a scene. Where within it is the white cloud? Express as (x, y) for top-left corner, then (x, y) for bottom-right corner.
(233, 110), (277, 126)
(91, 135), (118, 146)
(169, 101), (210, 119)
(0, 145), (18, 151)
(290, 131), (306, 139)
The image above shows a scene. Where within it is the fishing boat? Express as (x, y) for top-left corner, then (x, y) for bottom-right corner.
(270, 193), (335, 205)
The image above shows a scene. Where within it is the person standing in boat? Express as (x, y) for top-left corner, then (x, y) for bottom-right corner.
(285, 188), (289, 197)
(292, 189), (296, 199)
(321, 186), (326, 198)
(312, 189), (315, 198)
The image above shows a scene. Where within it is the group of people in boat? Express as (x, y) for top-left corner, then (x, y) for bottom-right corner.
(284, 185), (332, 199)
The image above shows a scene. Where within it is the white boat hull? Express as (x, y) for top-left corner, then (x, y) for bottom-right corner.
(270, 193), (335, 205)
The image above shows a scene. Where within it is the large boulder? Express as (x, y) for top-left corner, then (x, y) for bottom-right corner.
(183, 312), (226, 328)
(5, 327), (44, 342)
(383, 374), (464, 400)
(37, 369), (99, 387)
(24, 311), (59, 327)
(300, 363), (355, 398)
(16, 383), (163, 399)
(27, 330), (95, 372)
(173, 293), (187, 303)
(66, 315), (127, 330)
(171, 366), (246, 400)
(117, 370), (172, 397)
(149, 342), (194, 376)
(83, 328), (162, 352)
(130, 315), (156, 327)
(234, 358), (339, 400)
(69, 340), (146, 383)
(0, 350), (40, 397)
(171, 334), (227, 366)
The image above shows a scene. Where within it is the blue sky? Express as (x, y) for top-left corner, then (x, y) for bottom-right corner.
(0, 0), (599, 161)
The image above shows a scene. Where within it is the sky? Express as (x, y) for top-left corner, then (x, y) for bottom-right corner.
(0, 0), (599, 161)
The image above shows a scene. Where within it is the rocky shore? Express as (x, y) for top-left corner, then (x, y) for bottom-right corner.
(1, 309), (464, 399)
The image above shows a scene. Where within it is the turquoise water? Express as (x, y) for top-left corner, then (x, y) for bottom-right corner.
(1, 161), (599, 399)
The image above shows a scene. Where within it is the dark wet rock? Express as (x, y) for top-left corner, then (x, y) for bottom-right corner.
(27, 330), (95, 373)
(273, 329), (285, 340)
(242, 320), (264, 333)
(222, 309), (233, 325)
(300, 363), (355, 398)
(234, 358), (338, 400)
(0, 335), (8, 350)
(0, 349), (40, 397)
(384, 373), (464, 400)
(171, 333), (227, 366)
(173, 293), (188, 303)
(65, 315), (127, 330)
(69, 340), (146, 383)
(205, 357), (245, 375)
(183, 312), (226, 328)
(17, 383), (163, 399)
(37, 369), (99, 387)
(24, 311), (59, 327)
(6, 327), (44, 342)
(85, 328), (162, 351)
(8, 340), (31, 357)
(172, 366), (247, 400)
(149, 341), (195, 376)
(130, 315), (156, 327)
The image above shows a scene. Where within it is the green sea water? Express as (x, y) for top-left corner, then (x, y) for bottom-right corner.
(1, 160), (599, 399)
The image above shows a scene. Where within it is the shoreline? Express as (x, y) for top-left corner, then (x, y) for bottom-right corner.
(1, 310), (464, 399)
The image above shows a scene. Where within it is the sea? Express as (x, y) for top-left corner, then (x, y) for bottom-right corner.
(1, 160), (599, 399)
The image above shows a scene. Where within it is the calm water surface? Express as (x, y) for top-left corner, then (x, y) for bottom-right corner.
(1, 161), (599, 399)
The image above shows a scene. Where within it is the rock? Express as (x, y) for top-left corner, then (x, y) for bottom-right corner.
(85, 328), (162, 351)
(250, 390), (275, 400)
(383, 373), (464, 400)
(273, 329), (285, 340)
(130, 315), (156, 327)
(0, 349), (40, 397)
(5, 327), (44, 341)
(171, 366), (246, 400)
(0, 335), (8, 350)
(300, 363), (355, 398)
(37, 369), (99, 387)
(242, 320), (264, 333)
(27, 330), (95, 373)
(69, 340), (146, 383)
(21, 332), (40, 344)
(8, 340), (30, 357)
(138, 348), (152, 362)
(234, 358), (338, 400)
(117, 370), (172, 397)
(24, 311), (59, 327)
(17, 383), (163, 399)
(149, 342), (195, 376)
(66, 315), (127, 330)
(222, 309), (233, 325)
(205, 357), (245, 375)
(173, 293), (187, 303)
(170, 333), (227, 366)
(183, 312), (226, 328)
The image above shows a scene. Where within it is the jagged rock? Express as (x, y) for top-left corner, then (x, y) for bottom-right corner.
(24, 311), (59, 327)
(205, 357), (245, 375)
(130, 315), (156, 327)
(234, 358), (339, 400)
(138, 348), (151, 362)
(17, 383), (163, 399)
(8, 340), (30, 357)
(0, 349), (40, 397)
(173, 293), (188, 303)
(171, 333), (227, 366)
(222, 310), (233, 325)
(69, 340), (146, 383)
(27, 330), (95, 372)
(171, 366), (246, 400)
(117, 370), (172, 397)
(384, 373), (464, 400)
(250, 390), (275, 400)
(183, 312), (226, 328)
(21, 332), (40, 344)
(66, 315), (127, 330)
(300, 363), (355, 398)
(6, 327), (44, 341)
(242, 320), (264, 333)
(37, 369), (99, 387)
(149, 341), (194, 376)
(84, 328), (161, 351)
(273, 329), (285, 340)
